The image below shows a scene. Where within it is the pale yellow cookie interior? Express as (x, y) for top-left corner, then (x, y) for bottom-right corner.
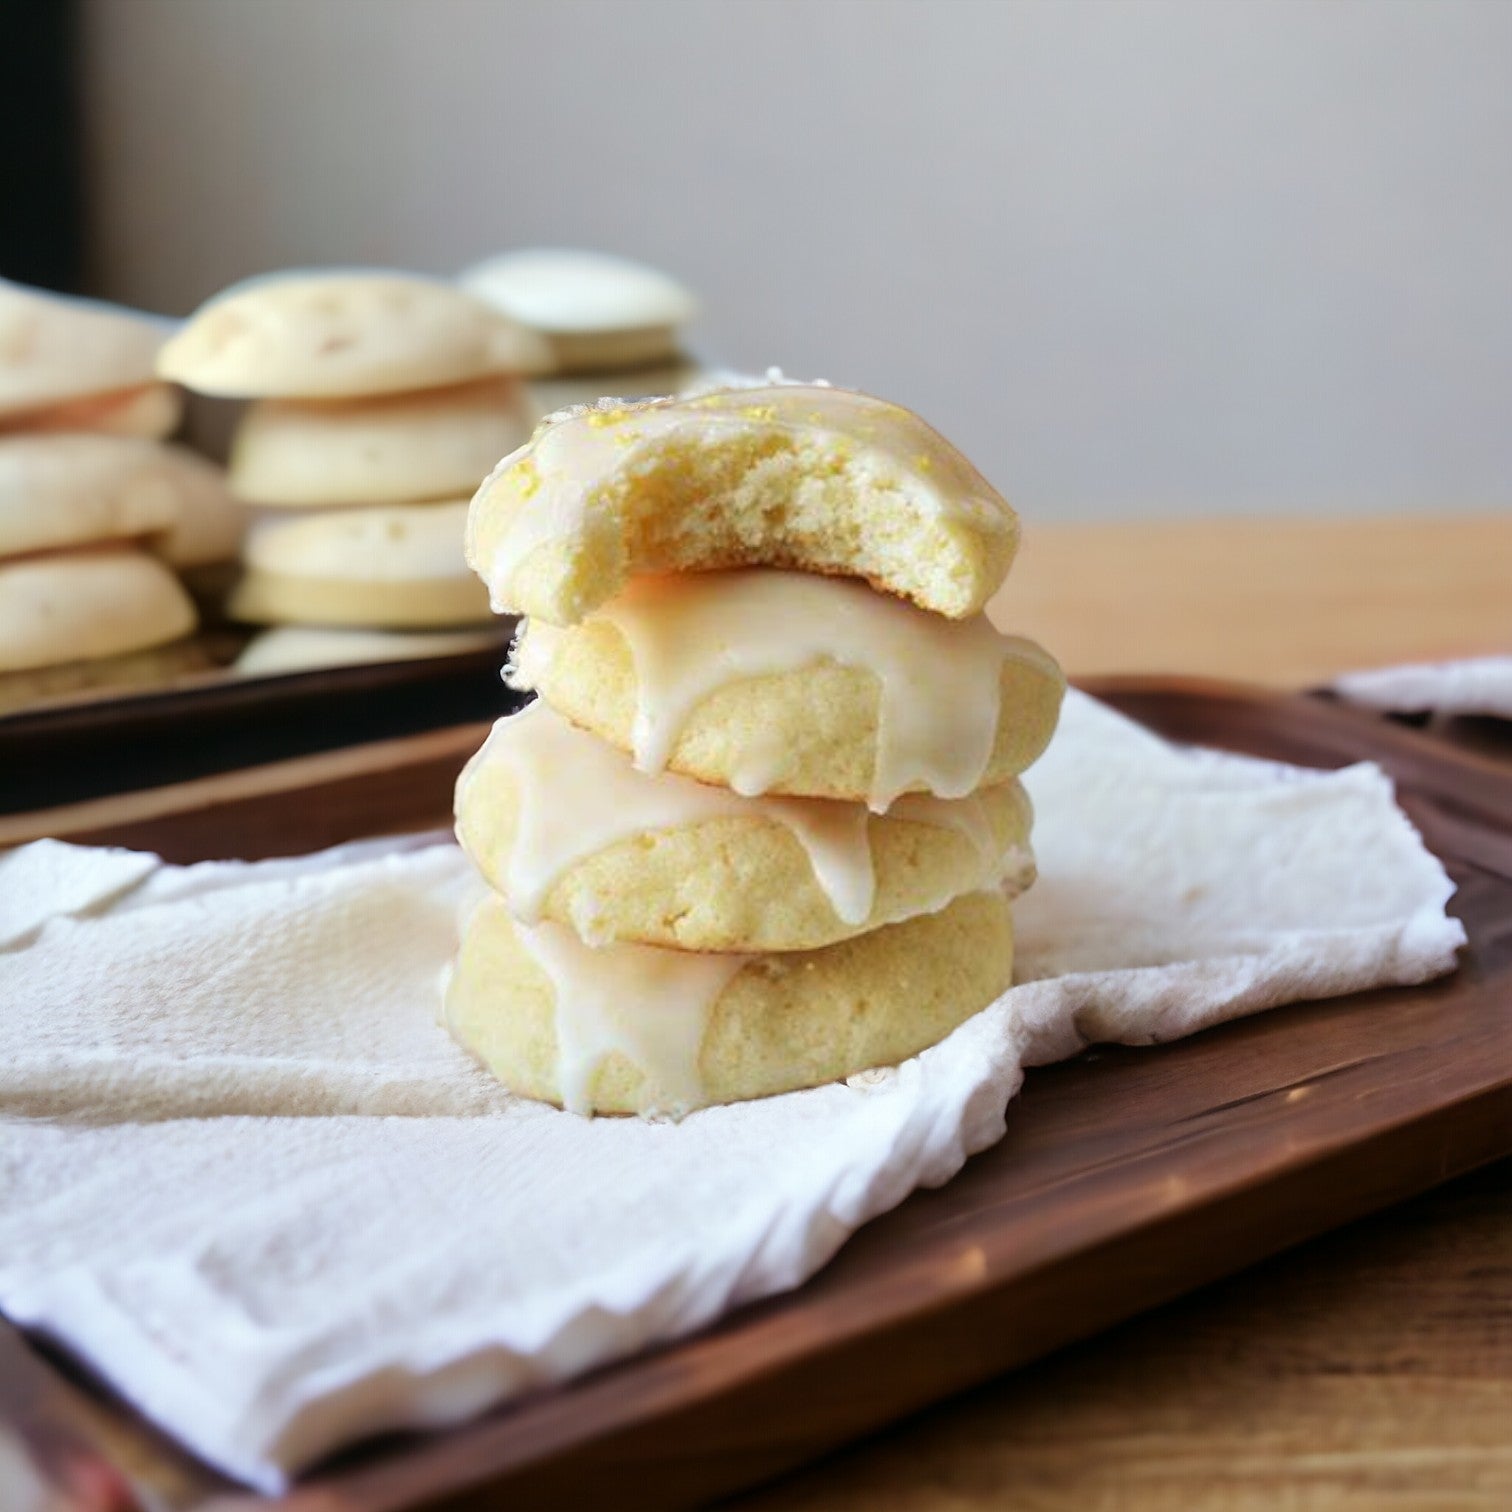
(467, 384), (1019, 624)
(445, 889), (1015, 1115)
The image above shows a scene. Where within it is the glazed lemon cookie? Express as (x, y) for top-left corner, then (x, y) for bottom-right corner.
(235, 624), (504, 676)
(158, 270), (552, 398)
(0, 381), (183, 440)
(229, 374), (532, 507)
(459, 248), (698, 374)
(512, 569), (1064, 810)
(0, 278), (167, 419)
(229, 502), (492, 627)
(446, 888), (1014, 1115)
(456, 701), (1035, 952)
(0, 548), (196, 675)
(467, 382), (1019, 624)
(0, 435), (244, 564)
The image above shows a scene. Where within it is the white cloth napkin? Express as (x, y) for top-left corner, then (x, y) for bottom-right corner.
(1334, 655), (1512, 719)
(0, 692), (1464, 1491)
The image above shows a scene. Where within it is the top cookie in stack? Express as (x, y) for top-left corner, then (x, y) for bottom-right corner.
(446, 382), (1064, 1117)
(0, 280), (246, 714)
(159, 270), (550, 672)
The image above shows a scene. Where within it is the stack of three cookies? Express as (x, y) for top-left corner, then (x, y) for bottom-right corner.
(157, 272), (551, 674)
(447, 383), (1064, 1116)
(0, 279), (246, 713)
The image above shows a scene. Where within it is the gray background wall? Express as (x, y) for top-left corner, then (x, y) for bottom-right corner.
(82, 0), (1512, 522)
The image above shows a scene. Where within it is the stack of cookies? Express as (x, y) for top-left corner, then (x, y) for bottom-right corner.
(0, 278), (246, 713)
(157, 270), (551, 674)
(460, 249), (703, 419)
(447, 382), (1065, 1116)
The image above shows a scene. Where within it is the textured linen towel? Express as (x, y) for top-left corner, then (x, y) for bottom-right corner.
(1334, 655), (1512, 719)
(0, 692), (1465, 1490)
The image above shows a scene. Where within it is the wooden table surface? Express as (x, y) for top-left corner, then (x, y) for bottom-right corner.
(990, 513), (1512, 684)
(737, 512), (1512, 1511)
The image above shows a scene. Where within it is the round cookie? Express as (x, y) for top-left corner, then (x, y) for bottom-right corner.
(229, 502), (493, 628)
(0, 278), (167, 418)
(0, 435), (244, 564)
(445, 888), (1015, 1115)
(460, 248), (698, 374)
(157, 270), (552, 398)
(0, 548), (197, 675)
(512, 569), (1065, 810)
(0, 639), (210, 717)
(0, 381), (183, 439)
(236, 624), (505, 676)
(229, 374), (532, 507)
(456, 700), (1035, 952)
(466, 382), (1019, 624)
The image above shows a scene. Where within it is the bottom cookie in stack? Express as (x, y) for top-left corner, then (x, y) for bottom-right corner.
(447, 888), (1014, 1117)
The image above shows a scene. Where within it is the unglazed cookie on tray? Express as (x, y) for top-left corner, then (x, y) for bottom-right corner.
(158, 270), (552, 399)
(0, 435), (244, 565)
(235, 624), (505, 677)
(445, 888), (1014, 1116)
(0, 278), (168, 419)
(0, 547), (196, 675)
(455, 701), (1035, 953)
(511, 568), (1064, 811)
(459, 248), (697, 374)
(0, 381), (183, 440)
(229, 502), (492, 628)
(467, 382), (1020, 624)
(229, 374), (532, 507)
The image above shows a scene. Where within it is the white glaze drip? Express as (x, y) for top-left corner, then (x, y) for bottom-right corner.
(458, 701), (884, 926)
(516, 919), (747, 1116)
(526, 569), (1053, 811)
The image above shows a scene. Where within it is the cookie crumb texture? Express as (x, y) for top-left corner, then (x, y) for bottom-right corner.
(468, 384), (1020, 625)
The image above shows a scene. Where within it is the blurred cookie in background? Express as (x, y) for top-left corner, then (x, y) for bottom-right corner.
(229, 502), (491, 629)
(166, 267), (541, 661)
(235, 623), (506, 677)
(0, 547), (205, 715)
(229, 374), (531, 508)
(0, 277), (176, 433)
(0, 433), (245, 565)
(0, 380), (183, 440)
(159, 269), (551, 399)
(459, 248), (704, 416)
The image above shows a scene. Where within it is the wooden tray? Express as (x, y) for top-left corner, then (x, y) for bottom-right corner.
(4, 678), (1510, 1511)
(0, 640), (520, 816)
